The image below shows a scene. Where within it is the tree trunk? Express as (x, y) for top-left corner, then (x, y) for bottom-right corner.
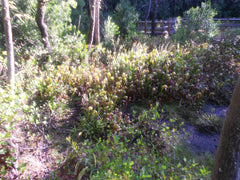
(151, 0), (157, 36)
(94, 0), (100, 44)
(36, 0), (51, 54)
(145, 0), (151, 21)
(87, 0), (100, 46)
(87, 0), (95, 46)
(1, 0), (15, 87)
(212, 76), (240, 180)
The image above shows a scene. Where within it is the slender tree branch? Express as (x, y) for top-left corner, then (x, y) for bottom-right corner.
(36, 0), (52, 54)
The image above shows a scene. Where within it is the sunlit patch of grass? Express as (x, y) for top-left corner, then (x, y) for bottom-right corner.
(196, 113), (223, 133)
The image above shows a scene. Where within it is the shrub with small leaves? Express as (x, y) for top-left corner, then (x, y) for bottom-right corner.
(113, 0), (139, 37)
(103, 16), (120, 50)
(173, 1), (220, 44)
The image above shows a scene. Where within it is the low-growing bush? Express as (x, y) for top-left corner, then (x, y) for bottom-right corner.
(0, 86), (29, 177)
(1, 26), (238, 177)
(113, 0), (139, 37)
(29, 40), (238, 139)
(173, 1), (220, 44)
(103, 16), (120, 51)
(63, 104), (211, 179)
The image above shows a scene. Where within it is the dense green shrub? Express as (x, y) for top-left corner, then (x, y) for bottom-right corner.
(28, 41), (237, 139)
(0, 85), (29, 177)
(65, 104), (212, 179)
(113, 0), (139, 37)
(103, 16), (120, 50)
(173, 1), (220, 44)
(219, 29), (240, 62)
(0, 53), (7, 84)
(46, 0), (73, 38)
(70, 0), (89, 35)
(1, 35), (238, 178)
(1, 1), (239, 178)
(5, 0), (42, 63)
(44, 1), (89, 65)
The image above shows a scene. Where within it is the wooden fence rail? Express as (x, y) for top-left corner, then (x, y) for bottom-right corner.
(136, 18), (240, 36)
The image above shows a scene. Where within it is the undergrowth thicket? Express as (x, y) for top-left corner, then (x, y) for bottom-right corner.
(1, 34), (239, 178)
(0, 1), (240, 179)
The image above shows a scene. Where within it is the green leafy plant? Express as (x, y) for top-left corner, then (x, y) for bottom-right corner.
(64, 103), (212, 179)
(44, 0), (89, 65)
(1, 7), (239, 177)
(0, 85), (30, 177)
(103, 16), (120, 51)
(113, 0), (139, 37)
(173, 1), (220, 44)
(70, 0), (89, 35)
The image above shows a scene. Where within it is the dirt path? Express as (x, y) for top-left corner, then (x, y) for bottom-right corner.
(182, 123), (220, 155)
(181, 103), (228, 155)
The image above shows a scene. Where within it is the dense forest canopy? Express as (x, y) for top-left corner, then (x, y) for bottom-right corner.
(101, 0), (240, 19)
(1, 0), (239, 50)
(70, 0), (240, 35)
(1, 0), (240, 45)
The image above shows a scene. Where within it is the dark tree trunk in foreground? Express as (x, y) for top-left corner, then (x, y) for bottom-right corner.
(151, 0), (157, 36)
(1, 0), (15, 87)
(212, 76), (240, 180)
(36, 0), (51, 54)
(87, 0), (100, 46)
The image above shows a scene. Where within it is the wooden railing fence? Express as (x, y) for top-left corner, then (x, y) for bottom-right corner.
(136, 18), (240, 36)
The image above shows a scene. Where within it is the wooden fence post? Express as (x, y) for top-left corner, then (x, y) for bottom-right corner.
(227, 18), (229, 29)
(161, 20), (164, 34)
(136, 18), (240, 36)
(145, 21), (147, 35)
(168, 19), (171, 35)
